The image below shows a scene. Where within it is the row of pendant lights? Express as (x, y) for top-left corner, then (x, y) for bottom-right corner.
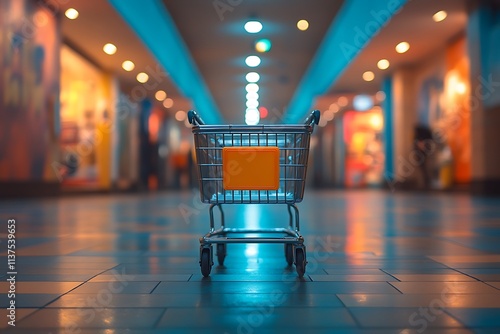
(64, 7), (180, 115)
(243, 19), (309, 124)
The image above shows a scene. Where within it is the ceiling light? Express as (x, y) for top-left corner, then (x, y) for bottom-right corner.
(246, 99), (259, 108)
(65, 8), (79, 20)
(318, 117), (328, 128)
(376, 91), (386, 102)
(246, 72), (260, 83)
(255, 38), (272, 53)
(338, 96), (348, 107)
(163, 98), (174, 108)
(297, 19), (309, 31)
(324, 109), (335, 121)
(353, 95), (374, 111)
(433, 10), (447, 22)
(245, 55), (261, 67)
(244, 21), (263, 33)
(363, 71), (375, 82)
(246, 92), (259, 100)
(245, 108), (260, 125)
(245, 83), (259, 93)
(377, 59), (390, 70)
(122, 60), (135, 71)
(136, 72), (149, 83)
(395, 41), (410, 54)
(329, 103), (339, 113)
(103, 43), (117, 55)
(175, 110), (186, 122)
(155, 90), (167, 101)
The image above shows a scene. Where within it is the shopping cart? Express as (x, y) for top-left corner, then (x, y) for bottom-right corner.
(188, 109), (320, 277)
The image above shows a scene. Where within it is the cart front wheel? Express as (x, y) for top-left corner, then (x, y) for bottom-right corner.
(284, 244), (293, 266)
(295, 247), (306, 278)
(200, 247), (212, 277)
(216, 243), (226, 266)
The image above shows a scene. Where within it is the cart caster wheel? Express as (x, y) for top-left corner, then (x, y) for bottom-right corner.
(216, 243), (226, 266)
(295, 247), (306, 278)
(200, 247), (212, 277)
(284, 244), (293, 266)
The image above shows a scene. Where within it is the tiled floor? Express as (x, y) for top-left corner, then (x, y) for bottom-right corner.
(0, 189), (500, 333)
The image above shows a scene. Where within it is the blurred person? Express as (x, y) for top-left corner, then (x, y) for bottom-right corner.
(413, 124), (435, 189)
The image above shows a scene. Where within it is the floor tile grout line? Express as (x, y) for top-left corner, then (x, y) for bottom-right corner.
(343, 305), (364, 328)
(441, 307), (474, 330)
(483, 281), (500, 290)
(379, 268), (402, 282)
(20, 264), (123, 315)
(152, 307), (169, 329)
(386, 281), (404, 294)
(453, 268), (486, 282)
(435, 235), (498, 258)
(149, 281), (163, 294)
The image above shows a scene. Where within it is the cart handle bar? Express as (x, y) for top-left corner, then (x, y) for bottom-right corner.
(188, 110), (320, 127)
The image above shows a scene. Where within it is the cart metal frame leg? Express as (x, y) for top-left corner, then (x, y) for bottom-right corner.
(199, 203), (307, 277)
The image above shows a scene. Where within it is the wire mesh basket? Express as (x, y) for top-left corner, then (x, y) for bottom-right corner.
(190, 113), (318, 204)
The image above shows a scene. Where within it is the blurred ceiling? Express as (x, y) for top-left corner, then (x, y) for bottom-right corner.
(59, 0), (468, 124)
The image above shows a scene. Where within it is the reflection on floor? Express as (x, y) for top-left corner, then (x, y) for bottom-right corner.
(1, 190), (500, 333)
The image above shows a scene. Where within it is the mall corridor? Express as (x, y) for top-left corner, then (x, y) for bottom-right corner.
(1, 190), (500, 333)
(2, 0), (500, 332)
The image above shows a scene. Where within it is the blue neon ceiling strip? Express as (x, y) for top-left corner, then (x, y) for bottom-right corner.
(283, 0), (408, 123)
(108, 0), (222, 124)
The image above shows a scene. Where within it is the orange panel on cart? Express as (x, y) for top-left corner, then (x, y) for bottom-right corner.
(222, 147), (280, 190)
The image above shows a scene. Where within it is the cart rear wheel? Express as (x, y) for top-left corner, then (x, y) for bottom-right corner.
(200, 248), (212, 277)
(295, 247), (306, 278)
(284, 244), (293, 266)
(216, 243), (226, 266)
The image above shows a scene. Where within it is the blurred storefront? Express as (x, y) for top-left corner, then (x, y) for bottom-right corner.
(59, 45), (117, 191)
(343, 108), (385, 188)
(385, 34), (472, 191)
(311, 94), (385, 189)
(0, 0), (61, 197)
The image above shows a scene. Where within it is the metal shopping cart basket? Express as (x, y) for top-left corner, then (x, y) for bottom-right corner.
(188, 109), (320, 277)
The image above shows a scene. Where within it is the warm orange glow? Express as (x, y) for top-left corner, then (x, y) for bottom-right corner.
(363, 71), (375, 82)
(369, 113), (383, 131)
(136, 72), (149, 83)
(433, 10), (447, 22)
(395, 42), (410, 54)
(155, 90), (167, 101)
(148, 111), (160, 143)
(377, 59), (390, 70)
(297, 20), (309, 31)
(175, 110), (186, 121)
(338, 96), (348, 107)
(122, 60), (135, 72)
(103, 43), (117, 55)
(163, 98), (174, 108)
(65, 8), (79, 20)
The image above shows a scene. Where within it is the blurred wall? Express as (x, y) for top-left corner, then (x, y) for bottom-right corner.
(468, 1), (500, 195)
(0, 0), (61, 196)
